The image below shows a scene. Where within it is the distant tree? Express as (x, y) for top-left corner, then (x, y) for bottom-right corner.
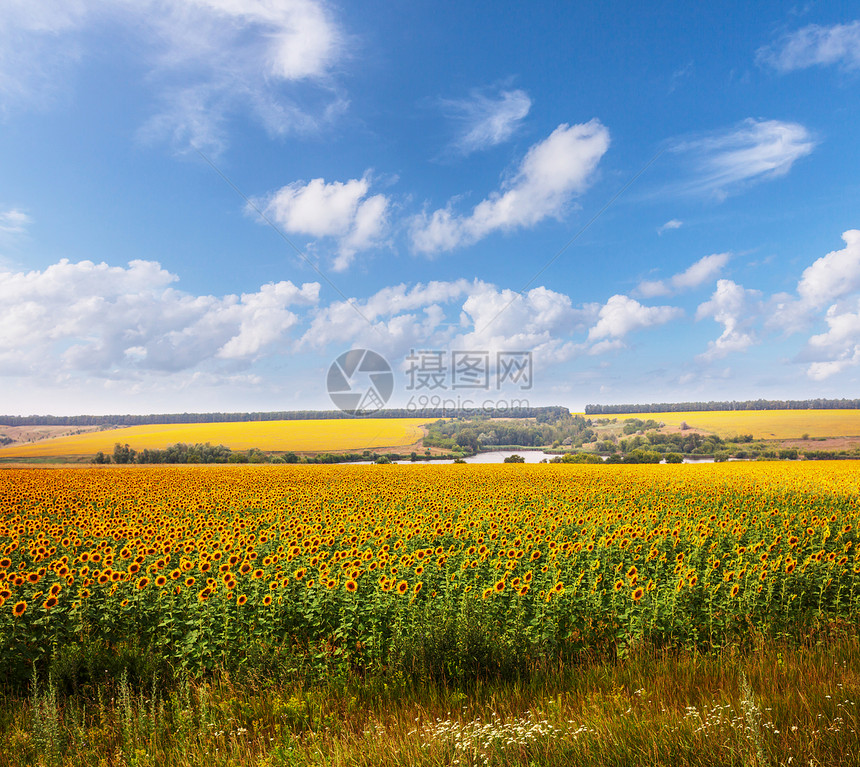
(112, 443), (136, 464)
(503, 454), (525, 463)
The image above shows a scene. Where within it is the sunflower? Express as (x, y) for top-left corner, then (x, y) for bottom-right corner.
(136, 576), (150, 590)
(482, 587), (493, 599)
(252, 569), (264, 579)
(494, 579), (505, 593)
(237, 594), (247, 605)
(43, 596), (58, 610)
(730, 584), (740, 598)
(185, 577), (196, 587)
(263, 594), (272, 606)
(397, 580), (409, 595)
(13, 600), (26, 617)
(155, 575), (167, 587)
(345, 579), (358, 592)
(632, 587), (644, 601)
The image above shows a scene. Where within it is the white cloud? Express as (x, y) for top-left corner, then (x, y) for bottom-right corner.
(0, 258), (319, 378)
(769, 230), (860, 332)
(0, 0), (346, 151)
(0, 208), (31, 236)
(301, 280), (474, 351)
(657, 219), (683, 235)
(797, 229), (860, 307)
(454, 284), (597, 364)
(696, 279), (762, 360)
(304, 280), (677, 373)
(412, 120), (610, 254)
(758, 21), (860, 72)
(636, 252), (729, 298)
(441, 87), (531, 155)
(805, 302), (860, 380)
(674, 118), (816, 198)
(259, 175), (389, 271)
(587, 295), (682, 342)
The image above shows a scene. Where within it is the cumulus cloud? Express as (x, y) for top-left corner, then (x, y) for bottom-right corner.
(303, 279), (677, 376)
(637, 253), (730, 298)
(587, 295), (682, 343)
(797, 229), (860, 307)
(696, 279), (762, 360)
(258, 175), (389, 271)
(769, 230), (860, 333)
(806, 302), (860, 380)
(440, 87), (532, 155)
(673, 118), (816, 198)
(0, 258), (319, 378)
(412, 120), (610, 254)
(780, 231), (860, 379)
(0, 0), (346, 151)
(758, 21), (860, 72)
(301, 280), (474, 351)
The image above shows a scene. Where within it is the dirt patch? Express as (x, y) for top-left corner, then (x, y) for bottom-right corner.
(0, 424), (102, 445)
(781, 437), (860, 450)
(657, 424), (713, 436)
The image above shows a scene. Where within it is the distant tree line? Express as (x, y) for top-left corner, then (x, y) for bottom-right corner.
(93, 443), (467, 465)
(1, 406), (568, 427)
(585, 399), (860, 415)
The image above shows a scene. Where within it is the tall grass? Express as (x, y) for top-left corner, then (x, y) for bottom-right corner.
(2, 634), (859, 766)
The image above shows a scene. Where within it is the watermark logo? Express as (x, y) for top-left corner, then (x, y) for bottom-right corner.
(327, 349), (394, 415)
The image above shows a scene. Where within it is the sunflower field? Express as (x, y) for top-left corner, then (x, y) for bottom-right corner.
(1, 463), (859, 686)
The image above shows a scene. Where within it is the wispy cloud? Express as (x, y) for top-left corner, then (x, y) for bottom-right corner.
(758, 21), (860, 72)
(412, 120), (610, 254)
(657, 219), (682, 235)
(673, 118), (816, 199)
(637, 253), (730, 298)
(0, 208), (31, 236)
(439, 87), (532, 156)
(0, 0), (347, 152)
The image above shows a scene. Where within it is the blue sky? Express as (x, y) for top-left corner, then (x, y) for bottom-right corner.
(1, 1), (859, 415)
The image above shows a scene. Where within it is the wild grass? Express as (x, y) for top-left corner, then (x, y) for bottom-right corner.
(1, 635), (859, 766)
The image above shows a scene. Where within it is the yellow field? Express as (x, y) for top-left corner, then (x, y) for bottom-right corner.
(609, 409), (860, 439)
(0, 418), (429, 458)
